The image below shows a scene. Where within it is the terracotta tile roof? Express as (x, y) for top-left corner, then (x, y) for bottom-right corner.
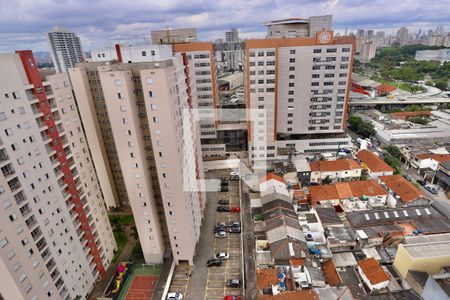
(323, 259), (342, 286)
(256, 268), (278, 290)
(290, 258), (305, 267)
(309, 180), (387, 203)
(260, 173), (285, 184)
(357, 149), (394, 173)
(375, 83), (396, 94)
(391, 111), (431, 120)
(309, 159), (361, 172)
(416, 153), (450, 163)
(357, 257), (389, 285)
(258, 290), (319, 300)
(379, 175), (423, 203)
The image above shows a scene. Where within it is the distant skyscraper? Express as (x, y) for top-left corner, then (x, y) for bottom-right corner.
(0, 51), (115, 300)
(46, 27), (83, 73)
(397, 27), (409, 45)
(357, 29), (366, 38)
(225, 28), (240, 42)
(366, 30), (374, 39)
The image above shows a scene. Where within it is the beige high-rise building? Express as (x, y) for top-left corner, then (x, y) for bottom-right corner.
(358, 39), (377, 62)
(0, 51), (115, 300)
(245, 31), (355, 168)
(173, 42), (219, 140)
(151, 28), (197, 45)
(70, 50), (206, 265)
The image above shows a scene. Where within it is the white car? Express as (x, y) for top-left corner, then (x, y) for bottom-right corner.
(216, 252), (230, 260)
(167, 292), (183, 300)
(215, 231), (227, 238)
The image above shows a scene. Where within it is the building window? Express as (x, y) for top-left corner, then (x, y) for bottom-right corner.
(141, 51), (146, 56)
(290, 49), (296, 54)
(117, 93), (122, 99)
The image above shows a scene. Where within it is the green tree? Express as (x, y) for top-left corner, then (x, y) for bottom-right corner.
(322, 175), (332, 185)
(407, 117), (429, 125)
(384, 155), (402, 174)
(383, 145), (402, 159)
(358, 122), (376, 138)
(435, 81), (448, 91)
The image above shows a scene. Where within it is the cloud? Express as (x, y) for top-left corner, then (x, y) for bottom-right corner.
(0, 0), (448, 52)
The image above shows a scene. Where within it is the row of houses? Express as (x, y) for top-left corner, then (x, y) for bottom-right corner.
(250, 149), (450, 299)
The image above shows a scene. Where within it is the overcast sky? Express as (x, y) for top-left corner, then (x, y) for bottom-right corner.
(0, 0), (448, 52)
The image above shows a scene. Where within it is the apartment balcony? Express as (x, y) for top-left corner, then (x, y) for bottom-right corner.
(1, 163), (15, 178)
(50, 268), (60, 280)
(31, 227), (43, 241)
(35, 118), (48, 131)
(8, 177), (21, 193)
(40, 131), (52, 144)
(19, 204), (32, 218)
(57, 178), (67, 190)
(0, 148), (9, 164)
(45, 144), (56, 156)
(45, 258), (56, 272)
(14, 191), (27, 206)
(36, 237), (48, 252)
(54, 167), (64, 180)
(66, 199), (75, 211)
(25, 215), (37, 229)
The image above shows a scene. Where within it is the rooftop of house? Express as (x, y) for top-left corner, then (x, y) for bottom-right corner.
(260, 173), (285, 184)
(416, 153), (450, 163)
(358, 257), (390, 285)
(309, 158), (361, 172)
(356, 149), (394, 173)
(309, 180), (388, 203)
(257, 290), (319, 300)
(379, 175), (423, 203)
(346, 206), (446, 227)
(322, 259), (342, 286)
(256, 268), (278, 290)
(315, 207), (343, 226)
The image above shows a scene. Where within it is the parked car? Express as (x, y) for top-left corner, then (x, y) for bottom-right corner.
(217, 205), (230, 212)
(417, 180), (426, 186)
(231, 206), (241, 213)
(216, 252), (230, 260)
(226, 279), (241, 288)
(217, 222), (227, 227)
(309, 182), (320, 186)
(221, 187), (229, 192)
(403, 174), (412, 181)
(219, 199), (230, 205)
(228, 226), (241, 233)
(167, 292), (183, 300)
(424, 185), (438, 194)
(229, 171), (240, 180)
(214, 226), (227, 233)
(224, 296), (240, 300)
(229, 221), (241, 227)
(215, 231), (227, 238)
(207, 258), (222, 267)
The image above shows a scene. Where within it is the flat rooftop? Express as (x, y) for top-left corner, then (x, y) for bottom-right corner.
(402, 241), (450, 258)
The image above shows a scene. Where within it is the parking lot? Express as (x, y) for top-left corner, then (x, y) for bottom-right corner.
(205, 170), (243, 299)
(167, 169), (243, 300)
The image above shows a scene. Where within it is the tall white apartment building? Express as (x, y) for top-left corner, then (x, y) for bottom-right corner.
(46, 27), (84, 73)
(246, 31), (355, 168)
(358, 39), (377, 62)
(0, 51), (115, 300)
(70, 52), (206, 265)
(173, 43), (219, 140)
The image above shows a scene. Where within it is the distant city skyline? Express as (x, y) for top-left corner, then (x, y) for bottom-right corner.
(0, 0), (448, 52)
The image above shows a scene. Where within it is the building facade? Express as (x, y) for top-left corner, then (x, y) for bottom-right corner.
(0, 51), (115, 300)
(46, 27), (84, 74)
(70, 54), (205, 265)
(246, 32), (355, 168)
(151, 28), (197, 45)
